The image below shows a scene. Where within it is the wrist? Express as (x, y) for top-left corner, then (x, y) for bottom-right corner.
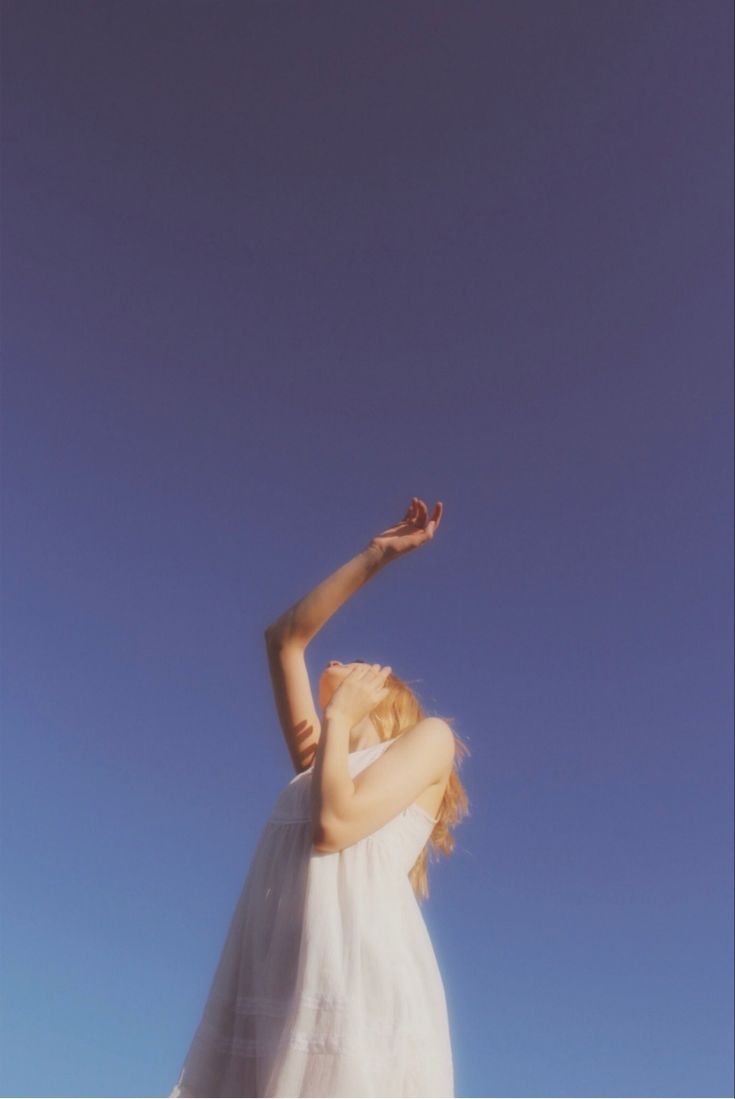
(323, 706), (353, 728)
(365, 540), (397, 567)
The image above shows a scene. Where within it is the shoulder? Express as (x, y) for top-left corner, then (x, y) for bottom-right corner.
(400, 717), (455, 776)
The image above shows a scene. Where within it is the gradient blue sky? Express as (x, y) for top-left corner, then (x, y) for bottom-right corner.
(2, 2), (733, 1097)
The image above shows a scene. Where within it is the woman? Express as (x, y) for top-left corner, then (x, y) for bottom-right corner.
(169, 497), (470, 1098)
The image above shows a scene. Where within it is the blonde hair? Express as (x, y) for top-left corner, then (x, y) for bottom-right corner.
(357, 661), (471, 902)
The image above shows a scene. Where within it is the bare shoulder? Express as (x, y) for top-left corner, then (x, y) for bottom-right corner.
(322, 716), (455, 851)
(399, 716), (455, 782)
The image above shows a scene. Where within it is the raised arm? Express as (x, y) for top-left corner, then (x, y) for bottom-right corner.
(265, 542), (391, 649)
(264, 543), (392, 773)
(264, 498), (443, 774)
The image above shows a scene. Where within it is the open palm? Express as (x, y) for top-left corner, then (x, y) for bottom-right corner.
(371, 497), (444, 558)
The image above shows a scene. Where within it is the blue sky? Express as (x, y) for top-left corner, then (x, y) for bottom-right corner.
(1, 2), (733, 1096)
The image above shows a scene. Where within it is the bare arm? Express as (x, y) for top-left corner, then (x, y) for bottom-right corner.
(264, 540), (392, 646)
(264, 541), (393, 773)
(312, 714), (455, 853)
(264, 498), (443, 774)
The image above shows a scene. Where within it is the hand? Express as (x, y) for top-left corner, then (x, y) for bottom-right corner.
(324, 663), (392, 728)
(370, 497), (443, 560)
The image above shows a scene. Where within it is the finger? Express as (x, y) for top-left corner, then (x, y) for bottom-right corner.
(416, 498), (428, 527)
(425, 502), (442, 539)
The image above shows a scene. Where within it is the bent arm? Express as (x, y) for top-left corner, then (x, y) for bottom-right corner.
(264, 540), (392, 645)
(263, 539), (395, 773)
(312, 717), (455, 853)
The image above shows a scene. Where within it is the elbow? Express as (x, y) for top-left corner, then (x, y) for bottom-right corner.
(265, 607), (301, 639)
(312, 833), (336, 855)
(312, 815), (341, 855)
(264, 611), (291, 644)
(264, 621), (305, 650)
(264, 624), (284, 646)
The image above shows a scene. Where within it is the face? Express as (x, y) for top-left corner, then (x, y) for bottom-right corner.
(318, 659), (370, 713)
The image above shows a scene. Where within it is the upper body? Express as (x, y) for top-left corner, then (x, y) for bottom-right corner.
(262, 496), (455, 855)
(265, 642), (454, 853)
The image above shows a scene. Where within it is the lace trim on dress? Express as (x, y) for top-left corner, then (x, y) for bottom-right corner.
(222, 992), (349, 1016)
(195, 1002), (405, 1058)
(193, 1023), (399, 1059)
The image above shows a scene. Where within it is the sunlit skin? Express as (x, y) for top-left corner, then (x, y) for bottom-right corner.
(264, 496), (451, 846)
(313, 663), (454, 852)
(318, 660), (383, 752)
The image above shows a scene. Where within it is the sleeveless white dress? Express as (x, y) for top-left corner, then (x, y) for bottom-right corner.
(168, 738), (454, 1098)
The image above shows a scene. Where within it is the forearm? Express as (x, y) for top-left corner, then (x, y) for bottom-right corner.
(310, 709), (355, 843)
(264, 541), (392, 645)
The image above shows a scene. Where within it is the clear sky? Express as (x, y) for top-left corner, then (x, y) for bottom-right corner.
(1, 2), (732, 1097)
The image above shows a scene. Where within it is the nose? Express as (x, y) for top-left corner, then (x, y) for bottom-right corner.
(329, 660), (342, 668)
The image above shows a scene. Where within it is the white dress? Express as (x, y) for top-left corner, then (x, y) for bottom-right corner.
(168, 738), (454, 1098)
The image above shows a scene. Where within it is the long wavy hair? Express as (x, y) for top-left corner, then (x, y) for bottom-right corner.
(354, 660), (471, 902)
